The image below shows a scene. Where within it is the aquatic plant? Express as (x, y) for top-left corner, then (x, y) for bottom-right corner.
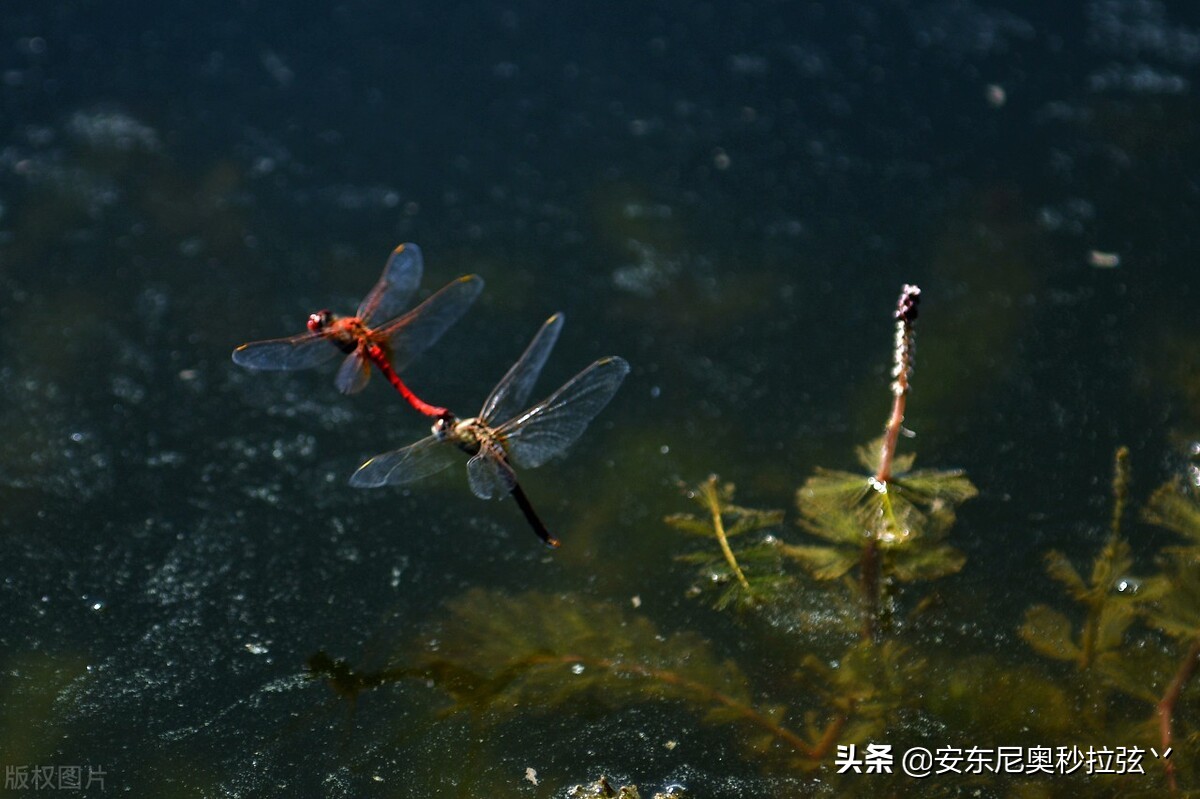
(665, 475), (787, 610)
(1020, 449), (1140, 676)
(671, 286), (976, 639)
(296, 282), (1198, 795)
(1018, 448), (1200, 792)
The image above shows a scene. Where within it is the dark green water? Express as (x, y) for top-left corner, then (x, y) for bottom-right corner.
(1, 1), (1198, 796)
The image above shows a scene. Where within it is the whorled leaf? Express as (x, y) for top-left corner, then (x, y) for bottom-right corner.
(726, 506), (785, 538)
(795, 639), (923, 748)
(1094, 649), (1170, 706)
(1143, 482), (1200, 546)
(894, 468), (979, 507)
(670, 476), (783, 538)
(923, 655), (1075, 740)
(1142, 558), (1200, 640)
(713, 573), (792, 611)
(1043, 551), (1089, 602)
(796, 469), (872, 517)
(795, 503), (865, 546)
(776, 543), (859, 581)
(885, 544), (966, 582)
(854, 438), (916, 476)
(1088, 538), (1134, 598)
(663, 513), (714, 537)
(1095, 598), (1138, 653)
(669, 476), (786, 610)
(1019, 605), (1082, 663)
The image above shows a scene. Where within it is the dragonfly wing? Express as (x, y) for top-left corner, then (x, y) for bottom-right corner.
(232, 333), (339, 371)
(478, 313), (564, 425)
(357, 243), (424, 325)
(466, 452), (516, 500)
(500, 356), (630, 469)
(377, 274), (485, 371)
(349, 435), (457, 488)
(334, 350), (372, 395)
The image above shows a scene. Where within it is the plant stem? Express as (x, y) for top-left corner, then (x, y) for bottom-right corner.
(864, 286), (920, 641)
(860, 539), (879, 642)
(876, 285), (920, 484)
(700, 477), (752, 593)
(1110, 446), (1131, 539)
(1157, 636), (1200, 793)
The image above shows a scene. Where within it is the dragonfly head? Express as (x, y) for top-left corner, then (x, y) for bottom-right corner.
(432, 412), (458, 440)
(307, 309), (334, 333)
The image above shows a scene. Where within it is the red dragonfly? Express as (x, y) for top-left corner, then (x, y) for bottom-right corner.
(232, 243), (483, 417)
(349, 313), (629, 547)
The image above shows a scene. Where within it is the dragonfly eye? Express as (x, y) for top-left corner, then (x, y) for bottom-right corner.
(432, 413), (456, 439)
(307, 310), (332, 333)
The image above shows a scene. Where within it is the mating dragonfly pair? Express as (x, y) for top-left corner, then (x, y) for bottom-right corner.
(232, 244), (629, 547)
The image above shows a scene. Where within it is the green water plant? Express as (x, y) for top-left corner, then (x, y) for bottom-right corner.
(665, 476), (787, 610)
(781, 286), (975, 639)
(1019, 448), (1139, 675)
(670, 287), (977, 639)
(1140, 478), (1200, 791)
(1018, 449), (1200, 792)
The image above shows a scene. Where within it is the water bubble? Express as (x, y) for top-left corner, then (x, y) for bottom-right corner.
(570, 663), (585, 675)
(1115, 577), (1141, 595)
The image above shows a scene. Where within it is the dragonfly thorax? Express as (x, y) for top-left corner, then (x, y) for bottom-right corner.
(308, 312), (369, 354)
(433, 416), (492, 457)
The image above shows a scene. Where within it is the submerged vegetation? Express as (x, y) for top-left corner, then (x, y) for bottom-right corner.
(306, 285), (1200, 796)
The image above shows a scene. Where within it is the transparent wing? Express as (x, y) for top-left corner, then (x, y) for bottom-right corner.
(499, 356), (630, 469)
(479, 313), (564, 425)
(376, 274), (485, 371)
(232, 333), (339, 371)
(334, 349), (372, 395)
(349, 435), (457, 488)
(466, 452), (517, 500)
(356, 243), (424, 326)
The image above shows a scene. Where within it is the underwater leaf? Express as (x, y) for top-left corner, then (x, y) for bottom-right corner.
(1086, 537), (1133, 598)
(854, 438), (916, 476)
(415, 588), (818, 760)
(1095, 649), (1169, 705)
(863, 485), (929, 546)
(1019, 605), (1082, 662)
(675, 550), (726, 568)
(796, 469), (872, 514)
(1095, 596), (1138, 653)
(924, 654), (1074, 739)
(726, 507), (785, 538)
(1143, 482), (1200, 545)
(776, 543), (859, 581)
(894, 468), (979, 506)
(795, 504), (866, 546)
(1042, 551), (1089, 602)
(1142, 558), (1200, 640)
(886, 544), (966, 582)
(670, 476), (787, 610)
(735, 541), (788, 565)
(664, 513), (716, 537)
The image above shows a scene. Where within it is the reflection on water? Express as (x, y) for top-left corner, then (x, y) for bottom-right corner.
(2, 0), (1200, 795)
